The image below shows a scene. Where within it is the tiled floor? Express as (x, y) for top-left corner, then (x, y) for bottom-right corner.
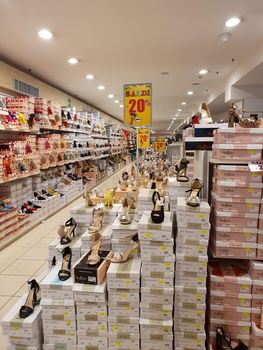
(0, 195), (84, 349)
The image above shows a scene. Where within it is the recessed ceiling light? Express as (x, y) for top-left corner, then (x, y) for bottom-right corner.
(225, 17), (241, 28)
(120, 104), (124, 108)
(68, 58), (78, 64)
(181, 102), (186, 105)
(187, 91), (194, 95)
(86, 74), (94, 80)
(173, 118), (176, 120)
(176, 114), (179, 117)
(114, 100), (119, 103)
(38, 29), (53, 40)
(108, 94), (114, 99)
(177, 109), (182, 112)
(97, 85), (105, 90)
(199, 69), (208, 75)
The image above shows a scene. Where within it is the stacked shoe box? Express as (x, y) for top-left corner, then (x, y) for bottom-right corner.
(210, 164), (262, 259)
(48, 235), (82, 268)
(138, 211), (174, 350)
(208, 261), (252, 348)
(40, 266), (77, 348)
(168, 177), (190, 213)
(107, 257), (141, 350)
(1, 294), (43, 350)
(257, 190), (263, 259)
(249, 261), (263, 334)
(138, 188), (169, 220)
(174, 197), (210, 350)
(73, 281), (108, 349)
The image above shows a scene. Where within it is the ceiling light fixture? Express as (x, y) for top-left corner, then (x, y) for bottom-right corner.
(187, 91), (194, 95)
(108, 94), (114, 99)
(114, 100), (119, 103)
(225, 17), (241, 28)
(177, 109), (182, 112)
(219, 32), (231, 42)
(68, 58), (78, 64)
(181, 102), (186, 105)
(97, 85), (105, 90)
(38, 29), (53, 40)
(199, 69), (208, 75)
(120, 104), (124, 108)
(86, 74), (94, 80)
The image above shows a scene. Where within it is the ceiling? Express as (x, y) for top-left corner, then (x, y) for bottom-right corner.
(0, 0), (263, 131)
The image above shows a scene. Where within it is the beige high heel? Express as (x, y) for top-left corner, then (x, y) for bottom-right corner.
(119, 180), (128, 191)
(89, 206), (104, 233)
(119, 197), (131, 225)
(110, 242), (140, 263)
(83, 190), (95, 208)
(87, 232), (102, 265)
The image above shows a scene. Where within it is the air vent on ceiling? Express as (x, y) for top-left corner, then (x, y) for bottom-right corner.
(13, 79), (39, 97)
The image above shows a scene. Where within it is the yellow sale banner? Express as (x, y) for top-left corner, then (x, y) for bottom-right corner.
(154, 138), (165, 152)
(124, 83), (152, 126)
(138, 128), (150, 149)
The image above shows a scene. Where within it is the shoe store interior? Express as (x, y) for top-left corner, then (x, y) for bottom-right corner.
(0, 1), (263, 349)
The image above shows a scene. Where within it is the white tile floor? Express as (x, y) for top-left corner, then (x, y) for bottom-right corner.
(0, 195), (84, 349)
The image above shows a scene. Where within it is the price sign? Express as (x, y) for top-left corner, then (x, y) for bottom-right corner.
(124, 83), (152, 126)
(249, 161), (263, 172)
(138, 128), (150, 149)
(154, 138), (165, 153)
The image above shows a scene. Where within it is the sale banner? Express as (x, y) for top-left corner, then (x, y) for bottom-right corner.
(154, 137), (165, 153)
(124, 83), (152, 126)
(138, 128), (150, 149)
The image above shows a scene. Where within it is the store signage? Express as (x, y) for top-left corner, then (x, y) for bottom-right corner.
(248, 161), (263, 172)
(154, 137), (165, 152)
(138, 128), (150, 149)
(124, 83), (152, 126)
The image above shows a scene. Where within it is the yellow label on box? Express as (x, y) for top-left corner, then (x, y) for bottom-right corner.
(199, 262), (206, 267)
(165, 262), (171, 267)
(245, 248), (251, 253)
(124, 307), (131, 312)
(66, 321), (71, 325)
(197, 310), (204, 316)
(121, 294), (127, 299)
(115, 340), (121, 346)
(198, 214), (205, 218)
(113, 325), (119, 330)
(195, 323), (201, 330)
(196, 339), (202, 345)
(248, 150), (255, 154)
(99, 312), (105, 316)
(64, 312), (69, 316)
(163, 310), (168, 315)
(243, 312), (249, 318)
(163, 326), (169, 331)
(241, 284), (249, 290)
(195, 293), (202, 300)
(242, 326), (250, 332)
(240, 298), (245, 304)
(246, 203), (253, 208)
(201, 230), (207, 234)
(99, 325), (105, 330)
(159, 279), (164, 284)
(244, 233), (252, 237)
(162, 245), (167, 251)
(145, 233), (152, 238)
(124, 279), (131, 285)
(248, 188), (254, 193)
(198, 246), (205, 251)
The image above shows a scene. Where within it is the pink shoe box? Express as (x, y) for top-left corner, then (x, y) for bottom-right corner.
(258, 229), (263, 243)
(209, 304), (252, 322)
(260, 199), (263, 215)
(252, 294), (263, 309)
(250, 323), (263, 348)
(211, 191), (260, 214)
(249, 260), (263, 279)
(210, 238), (257, 259)
(209, 331), (250, 347)
(213, 127), (263, 144)
(208, 318), (251, 336)
(258, 214), (263, 229)
(257, 244), (263, 259)
(212, 143), (263, 161)
(212, 210), (258, 228)
(214, 164), (263, 183)
(252, 279), (263, 295)
(251, 308), (261, 324)
(211, 226), (258, 243)
(212, 180), (262, 199)
(209, 290), (252, 308)
(208, 262), (252, 294)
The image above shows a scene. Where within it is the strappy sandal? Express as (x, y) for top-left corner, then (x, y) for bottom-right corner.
(19, 279), (41, 318)
(87, 232), (102, 265)
(176, 158), (190, 182)
(60, 218), (77, 245)
(58, 246), (72, 281)
(89, 206), (104, 233)
(151, 191), (165, 224)
(186, 179), (203, 207)
(110, 242), (140, 263)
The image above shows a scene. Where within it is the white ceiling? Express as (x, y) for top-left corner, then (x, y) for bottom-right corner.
(0, 0), (263, 130)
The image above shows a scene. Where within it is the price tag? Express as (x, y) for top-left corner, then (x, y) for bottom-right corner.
(248, 161), (263, 172)
(138, 128), (150, 149)
(99, 312), (105, 316)
(121, 294), (127, 299)
(124, 279), (131, 285)
(154, 138), (165, 153)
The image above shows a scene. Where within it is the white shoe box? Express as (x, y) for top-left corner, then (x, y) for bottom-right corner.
(107, 257), (141, 290)
(176, 254), (208, 273)
(108, 316), (140, 333)
(8, 335), (42, 347)
(73, 281), (107, 303)
(43, 329), (77, 345)
(77, 329), (107, 338)
(40, 299), (75, 320)
(175, 286), (207, 304)
(138, 188), (169, 211)
(175, 271), (207, 287)
(174, 317), (205, 333)
(142, 254), (175, 263)
(42, 318), (76, 331)
(141, 266), (174, 279)
(75, 302), (107, 321)
(76, 319), (107, 332)
(7, 345), (41, 350)
(140, 303), (173, 320)
(108, 332), (140, 350)
(141, 276), (173, 288)
(44, 345), (76, 350)
(141, 287), (174, 304)
(108, 301), (139, 317)
(77, 337), (107, 348)
(48, 235), (82, 264)
(138, 211), (173, 241)
(108, 288), (140, 303)
(176, 226), (210, 241)
(140, 318), (173, 334)
(140, 239), (174, 257)
(174, 331), (206, 349)
(176, 238), (208, 256)
(81, 224), (112, 250)
(168, 178), (190, 196)
(141, 339), (173, 350)
(40, 266), (74, 300)
(1, 294), (42, 338)
(142, 257), (175, 274)
(111, 217), (138, 238)
(174, 302), (206, 320)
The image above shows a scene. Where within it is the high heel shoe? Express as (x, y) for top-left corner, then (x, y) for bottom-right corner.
(110, 242), (140, 263)
(119, 180), (128, 191)
(119, 197), (131, 225)
(87, 232), (102, 265)
(60, 218), (77, 245)
(89, 206), (104, 233)
(58, 246), (72, 281)
(151, 191), (165, 224)
(186, 179), (203, 207)
(83, 189), (95, 208)
(176, 158), (190, 182)
(19, 279), (41, 318)
(216, 327), (248, 350)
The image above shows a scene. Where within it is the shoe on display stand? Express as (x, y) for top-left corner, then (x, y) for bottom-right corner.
(59, 217), (77, 244)
(83, 189), (96, 207)
(87, 232), (102, 265)
(89, 205), (104, 233)
(19, 279), (41, 318)
(58, 246), (72, 281)
(110, 242), (140, 263)
(176, 158), (190, 182)
(151, 190), (165, 224)
(186, 178), (203, 207)
(119, 197), (131, 225)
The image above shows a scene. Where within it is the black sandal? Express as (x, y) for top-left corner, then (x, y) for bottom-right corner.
(19, 279), (41, 318)
(151, 191), (165, 224)
(58, 246), (72, 281)
(60, 218), (77, 245)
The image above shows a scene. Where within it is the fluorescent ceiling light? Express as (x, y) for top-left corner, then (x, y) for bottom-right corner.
(98, 85), (105, 90)
(187, 91), (194, 95)
(173, 118), (176, 120)
(177, 109), (182, 112)
(199, 69), (208, 75)
(181, 102), (186, 105)
(114, 100), (119, 103)
(86, 74), (94, 80)
(108, 94), (114, 99)
(120, 104), (124, 108)
(38, 29), (53, 40)
(225, 17), (241, 28)
(68, 58), (78, 64)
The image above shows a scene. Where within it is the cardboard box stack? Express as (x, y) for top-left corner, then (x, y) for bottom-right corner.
(73, 281), (108, 349)
(137, 188), (169, 220)
(107, 257), (141, 350)
(1, 294), (43, 350)
(168, 177), (190, 212)
(208, 261), (252, 348)
(40, 266), (77, 348)
(138, 211), (174, 350)
(174, 197), (210, 349)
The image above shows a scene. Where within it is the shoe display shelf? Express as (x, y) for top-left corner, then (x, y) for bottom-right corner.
(207, 127), (263, 349)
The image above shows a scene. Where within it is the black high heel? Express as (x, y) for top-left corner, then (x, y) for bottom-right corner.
(42, 189), (53, 197)
(151, 191), (165, 224)
(216, 327), (248, 350)
(60, 218), (77, 245)
(19, 279), (41, 318)
(151, 182), (156, 189)
(58, 246), (72, 281)
(33, 192), (46, 200)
